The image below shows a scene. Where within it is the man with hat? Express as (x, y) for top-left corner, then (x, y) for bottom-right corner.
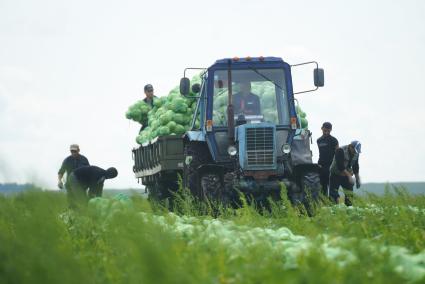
(57, 144), (90, 190)
(143, 84), (156, 107)
(141, 84), (157, 131)
(329, 141), (362, 206)
(317, 122), (339, 197)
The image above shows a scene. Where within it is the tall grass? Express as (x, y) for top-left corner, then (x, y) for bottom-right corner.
(0, 185), (424, 284)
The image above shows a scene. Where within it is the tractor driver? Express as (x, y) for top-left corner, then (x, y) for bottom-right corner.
(233, 81), (261, 116)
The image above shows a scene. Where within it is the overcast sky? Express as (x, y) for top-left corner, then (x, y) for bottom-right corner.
(0, 0), (424, 189)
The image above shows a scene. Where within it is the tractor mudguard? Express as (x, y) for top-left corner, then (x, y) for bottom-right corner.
(292, 164), (321, 178)
(197, 164), (226, 177)
(183, 131), (205, 142)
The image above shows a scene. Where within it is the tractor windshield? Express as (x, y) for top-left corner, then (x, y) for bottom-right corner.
(212, 68), (289, 126)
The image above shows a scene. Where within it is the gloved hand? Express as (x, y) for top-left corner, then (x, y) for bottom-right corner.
(58, 181), (64, 189)
(355, 175), (361, 189)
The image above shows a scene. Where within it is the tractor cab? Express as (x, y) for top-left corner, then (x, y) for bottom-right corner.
(211, 66), (290, 127)
(180, 57), (324, 186)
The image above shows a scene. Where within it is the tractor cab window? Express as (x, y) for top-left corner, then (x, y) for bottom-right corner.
(213, 68), (288, 126)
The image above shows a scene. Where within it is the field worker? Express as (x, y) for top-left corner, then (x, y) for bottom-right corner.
(329, 141), (362, 206)
(317, 122), (339, 197)
(66, 165), (118, 207)
(140, 84), (157, 131)
(143, 84), (156, 107)
(58, 144), (89, 190)
(233, 81), (261, 116)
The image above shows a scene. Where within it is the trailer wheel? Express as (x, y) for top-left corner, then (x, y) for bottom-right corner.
(147, 174), (179, 202)
(146, 185), (159, 201)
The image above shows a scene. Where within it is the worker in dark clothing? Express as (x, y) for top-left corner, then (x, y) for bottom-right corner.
(58, 144), (89, 190)
(66, 165), (118, 207)
(233, 81), (261, 116)
(140, 84), (157, 132)
(143, 84), (156, 107)
(329, 141), (362, 206)
(317, 122), (339, 197)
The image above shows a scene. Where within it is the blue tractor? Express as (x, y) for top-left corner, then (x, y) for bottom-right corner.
(177, 56), (325, 205)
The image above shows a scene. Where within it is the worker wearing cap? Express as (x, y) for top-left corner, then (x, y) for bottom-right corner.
(143, 84), (156, 107)
(317, 122), (339, 197)
(141, 84), (157, 131)
(66, 165), (118, 207)
(57, 144), (90, 190)
(329, 141), (362, 206)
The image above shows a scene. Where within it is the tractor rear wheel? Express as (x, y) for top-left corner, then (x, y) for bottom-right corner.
(183, 142), (224, 202)
(200, 173), (224, 203)
(183, 142), (212, 198)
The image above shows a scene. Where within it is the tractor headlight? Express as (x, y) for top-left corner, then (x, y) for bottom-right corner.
(227, 145), (238, 156)
(282, 143), (291, 154)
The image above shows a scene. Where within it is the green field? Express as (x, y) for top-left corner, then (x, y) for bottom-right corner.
(0, 185), (424, 284)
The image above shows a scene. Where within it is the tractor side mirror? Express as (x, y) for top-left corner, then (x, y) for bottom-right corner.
(180, 77), (190, 96)
(314, 68), (324, 87)
(191, 83), (201, 94)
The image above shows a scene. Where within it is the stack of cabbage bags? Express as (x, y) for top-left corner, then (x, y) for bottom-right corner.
(126, 75), (201, 145)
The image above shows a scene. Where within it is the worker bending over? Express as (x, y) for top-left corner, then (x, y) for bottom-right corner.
(66, 165), (118, 208)
(329, 141), (361, 206)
